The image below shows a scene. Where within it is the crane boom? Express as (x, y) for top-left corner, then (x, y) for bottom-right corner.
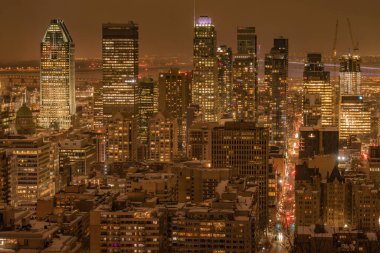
(347, 18), (359, 52)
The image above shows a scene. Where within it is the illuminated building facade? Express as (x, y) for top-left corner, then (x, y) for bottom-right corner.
(0, 110), (10, 138)
(90, 206), (166, 253)
(339, 95), (371, 143)
(352, 184), (380, 231)
(265, 37), (288, 148)
(339, 55), (361, 95)
(232, 54), (255, 121)
(211, 121), (269, 228)
(39, 19), (75, 130)
(192, 16), (220, 122)
(170, 179), (258, 252)
(93, 83), (103, 130)
(303, 53), (333, 126)
(158, 68), (191, 152)
(302, 93), (322, 126)
(295, 164), (321, 227)
(137, 77), (158, 144)
(7, 138), (53, 209)
(187, 122), (218, 161)
(148, 112), (178, 162)
(59, 137), (96, 176)
(324, 167), (346, 228)
(106, 112), (137, 162)
(102, 22), (138, 116)
(237, 26), (258, 120)
(216, 45), (233, 112)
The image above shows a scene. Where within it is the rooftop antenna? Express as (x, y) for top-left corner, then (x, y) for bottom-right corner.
(193, 0), (196, 26)
(24, 89), (27, 105)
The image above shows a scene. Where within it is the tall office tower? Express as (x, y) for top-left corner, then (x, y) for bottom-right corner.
(211, 122), (269, 228)
(93, 84), (103, 130)
(299, 126), (339, 159)
(237, 27), (258, 119)
(216, 46), (233, 112)
(102, 22), (138, 117)
(158, 69), (191, 152)
(265, 37), (288, 148)
(39, 19), (75, 130)
(8, 137), (53, 209)
(339, 55), (361, 95)
(148, 112), (178, 162)
(137, 77), (157, 144)
(339, 95), (371, 143)
(303, 53), (334, 126)
(232, 54), (255, 121)
(192, 16), (220, 122)
(237, 27), (257, 55)
(106, 112), (137, 162)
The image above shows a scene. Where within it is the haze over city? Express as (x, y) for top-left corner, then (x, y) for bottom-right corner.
(1, 0), (380, 62)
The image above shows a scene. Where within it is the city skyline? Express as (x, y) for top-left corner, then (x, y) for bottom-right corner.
(0, 2), (380, 252)
(1, 0), (380, 62)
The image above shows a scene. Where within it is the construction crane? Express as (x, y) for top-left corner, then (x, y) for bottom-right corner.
(346, 18), (359, 53)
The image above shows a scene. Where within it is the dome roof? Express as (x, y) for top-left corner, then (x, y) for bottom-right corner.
(16, 103), (33, 118)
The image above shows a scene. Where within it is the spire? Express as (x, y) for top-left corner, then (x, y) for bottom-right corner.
(193, 0), (196, 27)
(23, 89), (27, 105)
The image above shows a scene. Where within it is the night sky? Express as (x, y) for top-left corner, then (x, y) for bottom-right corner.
(1, 0), (380, 62)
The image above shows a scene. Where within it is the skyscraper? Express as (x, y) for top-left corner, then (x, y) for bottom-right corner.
(232, 54), (255, 121)
(211, 122), (269, 228)
(102, 22), (139, 116)
(339, 95), (371, 143)
(192, 16), (219, 122)
(236, 27), (258, 120)
(338, 54), (371, 144)
(216, 45), (233, 112)
(339, 55), (361, 95)
(299, 126), (339, 159)
(158, 68), (191, 152)
(7, 137), (53, 209)
(106, 112), (137, 162)
(303, 53), (334, 126)
(265, 37), (288, 148)
(137, 77), (157, 144)
(148, 112), (178, 162)
(39, 19), (75, 130)
(93, 83), (103, 130)
(237, 27), (257, 55)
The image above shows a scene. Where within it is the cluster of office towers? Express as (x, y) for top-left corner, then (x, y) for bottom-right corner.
(34, 17), (371, 233)
(32, 17), (289, 232)
(302, 52), (371, 145)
